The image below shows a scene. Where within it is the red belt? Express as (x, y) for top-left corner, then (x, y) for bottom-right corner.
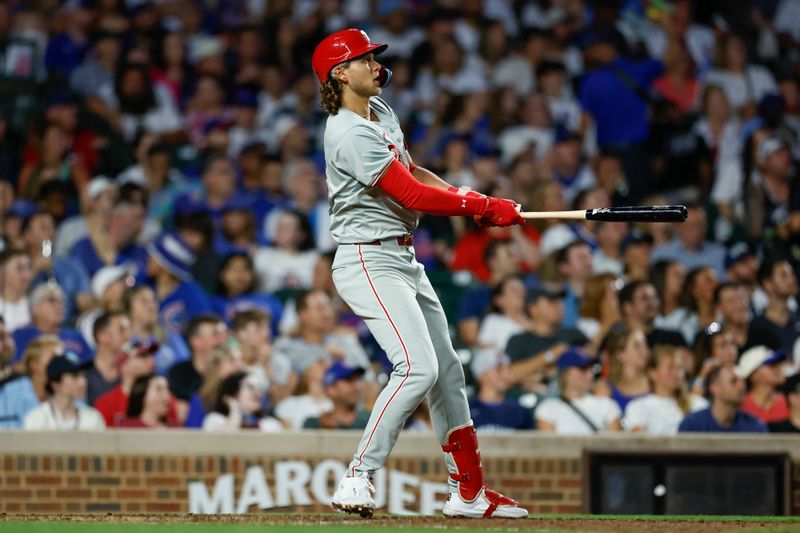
(350, 234), (414, 246)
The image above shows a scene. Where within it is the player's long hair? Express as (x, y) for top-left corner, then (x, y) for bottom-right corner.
(320, 76), (344, 115)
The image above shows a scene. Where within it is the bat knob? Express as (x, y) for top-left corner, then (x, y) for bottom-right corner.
(678, 205), (688, 221)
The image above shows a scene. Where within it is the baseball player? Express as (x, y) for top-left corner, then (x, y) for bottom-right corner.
(312, 29), (527, 519)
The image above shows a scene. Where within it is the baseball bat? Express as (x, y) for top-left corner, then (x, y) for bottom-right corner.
(520, 205), (687, 223)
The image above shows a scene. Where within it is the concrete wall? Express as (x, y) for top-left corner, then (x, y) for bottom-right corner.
(0, 431), (798, 515)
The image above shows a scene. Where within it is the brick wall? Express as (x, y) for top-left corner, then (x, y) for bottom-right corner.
(0, 432), (797, 515)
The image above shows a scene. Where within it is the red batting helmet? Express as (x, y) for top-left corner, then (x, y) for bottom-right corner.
(311, 29), (388, 84)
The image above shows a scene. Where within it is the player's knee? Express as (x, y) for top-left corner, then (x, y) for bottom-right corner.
(409, 360), (438, 391)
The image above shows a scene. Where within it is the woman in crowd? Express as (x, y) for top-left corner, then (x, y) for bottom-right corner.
(184, 346), (244, 428)
(674, 266), (719, 345)
(201, 370), (283, 431)
(118, 373), (173, 428)
(477, 276), (530, 354)
(21, 335), (63, 402)
(274, 358), (331, 431)
(17, 123), (89, 201)
(210, 252), (283, 334)
(595, 325), (651, 412)
(622, 345), (708, 435)
(253, 209), (319, 294)
(577, 273), (621, 352)
(536, 348), (622, 434)
(650, 260), (686, 328)
(690, 322), (739, 396)
(24, 354), (105, 431)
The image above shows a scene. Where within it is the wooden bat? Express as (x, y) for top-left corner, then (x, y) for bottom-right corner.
(520, 205), (688, 223)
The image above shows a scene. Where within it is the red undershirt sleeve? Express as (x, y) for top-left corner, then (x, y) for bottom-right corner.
(376, 159), (486, 216)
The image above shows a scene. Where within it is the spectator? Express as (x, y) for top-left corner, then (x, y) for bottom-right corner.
(651, 205), (727, 279)
(54, 176), (118, 259)
(618, 280), (686, 348)
(623, 345), (708, 435)
(22, 210), (92, 321)
(591, 220), (627, 276)
(476, 276), (530, 355)
(210, 252), (283, 333)
(69, 201), (147, 277)
(69, 30), (122, 121)
(202, 370), (282, 432)
(456, 239), (522, 347)
(253, 209), (319, 293)
(0, 317), (38, 429)
(547, 127), (596, 206)
(769, 374), (800, 433)
(596, 324), (651, 412)
(577, 273), (622, 351)
(752, 258), (800, 360)
(122, 284), (186, 375)
(704, 33), (777, 117)
(649, 260), (686, 331)
(146, 232), (212, 336)
(94, 339), (162, 427)
(678, 364), (767, 433)
(0, 248), (34, 331)
(554, 240), (595, 328)
(504, 285), (588, 393)
(664, 266), (719, 346)
(302, 361), (371, 430)
(746, 137), (794, 254)
(85, 311), (131, 405)
(274, 359), (332, 431)
(215, 198), (259, 255)
(13, 283), (91, 364)
(468, 349), (534, 432)
(272, 289), (373, 382)
(114, 63), (182, 142)
(652, 40), (699, 116)
(117, 373), (174, 428)
(232, 309), (294, 406)
(737, 345), (789, 424)
(24, 353), (105, 431)
(77, 264), (136, 349)
(535, 348), (622, 434)
(715, 282), (780, 352)
(20, 336), (63, 402)
(167, 314), (228, 403)
(619, 228), (654, 281)
(579, 29), (663, 203)
(17, 123), (90, 201)
(725, 242), (760, 296)
(691, 323), (739, 396)
(184, 346), (243, 429)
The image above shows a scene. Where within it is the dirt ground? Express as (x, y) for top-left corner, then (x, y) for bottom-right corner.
(1, 513), (797, 533)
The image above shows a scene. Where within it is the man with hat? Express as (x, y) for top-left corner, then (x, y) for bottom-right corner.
(678, 363), (767, 433)
(54, 175), (119, 258)
(737, 345), (789, 424)
(768, 374), (800, 433)
(467, 349), (534, 431)
(302, 361), (370, 430)
(146, 231), (212, 336)
(23, 353), (105, 430)
(747, 137), (793, 250)
(535, 348), (621, 434)
(505, 284), (588, 392)
(724, 242), (759, 291)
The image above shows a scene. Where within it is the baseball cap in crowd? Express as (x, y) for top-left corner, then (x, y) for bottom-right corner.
(758, 137), (787, 164)
(724, 242), (755, 270)
(539, 225), (578, 257)
(7, 199), (39, 221)
(190, 36), (225, 64)
(46, 352), (83, 392)
(526, 284), (567, 306)
(619, 228), (654, 254)
(147, 232), (196, 281)
(29, 281), (65, 307)
(553, 124), (581, 144)
(470, 348), (510, 379)
(557, 347), (599, 372)
(91, 264), (136, 300)
(87, 176), (117, 200)
(781, 374), (800, 396)
(44, 90), (78, 110)
(323, 361), (366, 387)
(735, 346), (787, 380)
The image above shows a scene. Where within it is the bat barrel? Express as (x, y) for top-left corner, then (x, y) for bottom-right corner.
(585, 205), (688, 223)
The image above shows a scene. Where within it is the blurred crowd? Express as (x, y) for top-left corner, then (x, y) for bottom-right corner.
(0, 0), (799, 436)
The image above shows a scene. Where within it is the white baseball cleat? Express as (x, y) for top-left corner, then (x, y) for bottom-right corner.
(442, 486), (529, 519)
(331, 475), (376, 518)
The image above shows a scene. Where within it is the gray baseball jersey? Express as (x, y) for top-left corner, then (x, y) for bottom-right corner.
(324, 96), (471, 487)
(324, 97), (417, 243)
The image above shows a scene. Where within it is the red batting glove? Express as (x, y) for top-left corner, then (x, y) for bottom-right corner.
(478, 197), (524, 227)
